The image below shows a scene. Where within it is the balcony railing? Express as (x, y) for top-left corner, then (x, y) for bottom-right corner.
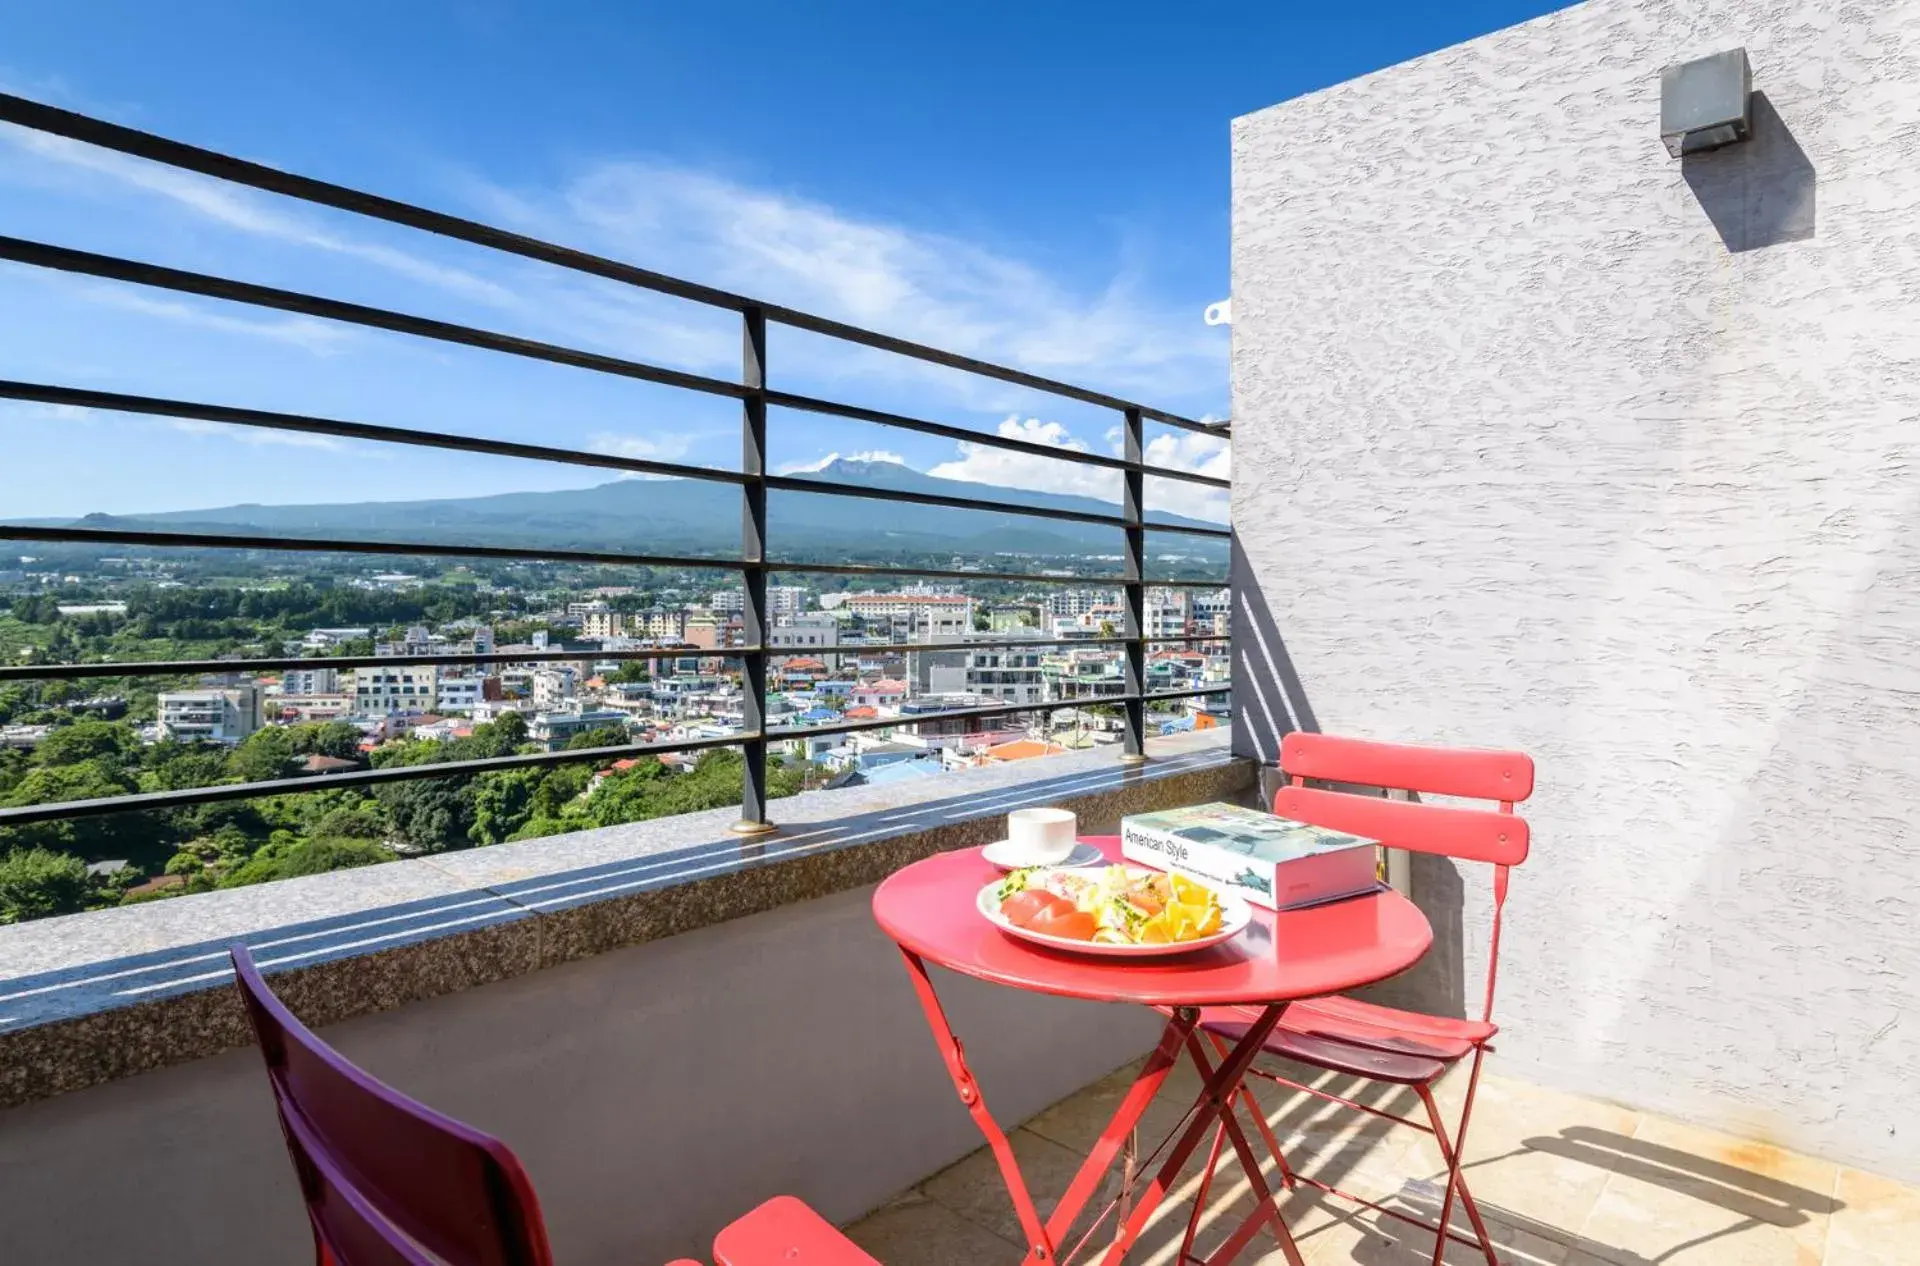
(0, 91), (1230, 841)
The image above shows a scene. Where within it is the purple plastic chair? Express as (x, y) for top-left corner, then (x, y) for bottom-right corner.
(230, 944), (872, 1266)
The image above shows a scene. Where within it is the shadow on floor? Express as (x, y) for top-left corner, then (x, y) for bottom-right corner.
(1516, 1125), (1838, 1225)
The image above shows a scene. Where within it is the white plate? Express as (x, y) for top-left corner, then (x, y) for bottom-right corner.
(981, 840), (1106, 871)
(976, 870), (1252, 958)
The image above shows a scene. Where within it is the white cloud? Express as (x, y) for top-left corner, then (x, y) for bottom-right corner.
(167, 419), (345, 450)
(925, 414), (1229, 523)
(77, 283), (355, 353)
(587, 430), (698, 463)
(467, 161), (1226, 408)
(0, 123), (515, 307)
(928, 417), (1119, 502)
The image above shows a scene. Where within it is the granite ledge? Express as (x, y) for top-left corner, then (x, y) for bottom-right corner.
(0, 734), (1253, 1109)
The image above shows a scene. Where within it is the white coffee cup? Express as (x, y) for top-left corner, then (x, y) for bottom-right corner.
(1004, 807), (1077, 866)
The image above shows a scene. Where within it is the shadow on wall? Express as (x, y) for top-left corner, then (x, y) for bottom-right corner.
(1229, 529), (1318, 770)
(1227, 529), (1468, 1020)
(1683, 91), (1815, 252)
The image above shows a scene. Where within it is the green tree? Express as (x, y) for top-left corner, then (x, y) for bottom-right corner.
(375, 777), (474, 853)
(289, 721), (364, 761)
(0, 760), (152, 861)
(0, 847), (92, 923)
(564, 725), (631, 752)
(219, 836), (395, 887)
(469, 767), (543, 846)
(32, 719), (135, 768)
(229, 727), (296, 783)
(139, 743), (231, 793)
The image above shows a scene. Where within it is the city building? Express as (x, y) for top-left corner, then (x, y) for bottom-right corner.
(986, 605), (1041, 633)
(566, 600), (611, 618)
(1046, 589), (1120, 620)
(433, 675), (486, 714)
(531, 667), (577, 711)
(1043, 649), (1127, 701)
(529, 708), (632, 750)
(157, 683), (263, 744)
(770, 612), (840, 668)
(843, 592), (974, 638)
(768, 586), (808, 619)
(273, 694), (353, 723)
(907, 641), (969, 697)
(582, 610), (626, 640)
(1146, 587), (1192, 640)
(967, 640), (1047, 705)
(633, 608), (686, 641)
(375, 625), (450, 658)
(683, 613), (726, 650)
(849, 678), (908, 711)
(706, 590), (745, 614)
(301, 627), (371, 651)
(279, 666), (341, 696)
(351, 666), (438, 716)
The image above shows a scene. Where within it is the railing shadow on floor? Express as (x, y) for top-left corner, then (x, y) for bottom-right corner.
(1309, 1120), (1846, 1265)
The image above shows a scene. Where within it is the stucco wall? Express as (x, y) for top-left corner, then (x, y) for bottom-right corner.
(1230, 0), (1920, 1181)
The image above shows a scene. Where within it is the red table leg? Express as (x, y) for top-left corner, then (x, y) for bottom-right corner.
(898, 948), (1198, 1265)
(1183, 1033), (1306, 1266)
(1090, 1003), (1296, 1266)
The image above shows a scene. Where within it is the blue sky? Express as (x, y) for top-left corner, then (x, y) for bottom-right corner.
(1, 0), (1565, 527)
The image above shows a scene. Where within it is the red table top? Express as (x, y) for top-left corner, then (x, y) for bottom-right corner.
(872, 836), (1433, 1007)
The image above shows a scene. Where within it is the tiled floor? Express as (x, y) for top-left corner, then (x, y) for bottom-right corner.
(846, 1053), (1918, 1265)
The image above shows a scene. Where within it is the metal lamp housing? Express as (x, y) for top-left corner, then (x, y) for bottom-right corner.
(1661, 48), (1753, 158)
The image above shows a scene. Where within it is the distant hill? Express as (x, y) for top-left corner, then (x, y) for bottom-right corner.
(33, 458), (1229, 563)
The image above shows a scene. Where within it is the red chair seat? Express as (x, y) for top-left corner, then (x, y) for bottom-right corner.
(1198, 1006), (1446, 1085)
(713, 1195), (879, 1266)
(1197, 994), (1498, 1087)
(1284, 994), (1497, 1061)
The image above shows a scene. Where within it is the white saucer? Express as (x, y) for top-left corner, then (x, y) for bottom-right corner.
(981, 840), (1106, 871)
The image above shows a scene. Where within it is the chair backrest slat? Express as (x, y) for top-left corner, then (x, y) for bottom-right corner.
(1281, 732), (1534, 804)
(1272, 784), (1528, 866)
(1275, 731), (1535, 1026)
(231, 945), (555, 1266)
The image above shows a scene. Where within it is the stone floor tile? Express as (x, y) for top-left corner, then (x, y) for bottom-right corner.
(1295, 1202), (1570, 1265)
(1826, 1166), (1920, 1264)
(1393, 1070), (1640, 1239)
(844, 1190), (1027, 1264)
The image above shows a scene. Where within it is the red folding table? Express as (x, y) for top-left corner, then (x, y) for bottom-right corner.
(872, 835), (1432, 1266)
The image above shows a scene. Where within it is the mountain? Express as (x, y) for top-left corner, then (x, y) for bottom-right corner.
(34, 459), (1229, 564)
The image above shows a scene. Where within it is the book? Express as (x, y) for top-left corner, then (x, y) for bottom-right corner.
(1120, 802), (1381, 911)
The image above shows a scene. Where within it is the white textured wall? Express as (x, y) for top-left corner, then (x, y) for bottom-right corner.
(1231, 0), (1920, 1180)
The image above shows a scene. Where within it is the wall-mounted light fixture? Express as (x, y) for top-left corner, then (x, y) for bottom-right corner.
(1661, 47), (1752, 158)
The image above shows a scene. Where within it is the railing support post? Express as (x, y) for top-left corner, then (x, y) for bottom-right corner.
(733, 305), (777, 835)
(1121, 406), (1148, 765)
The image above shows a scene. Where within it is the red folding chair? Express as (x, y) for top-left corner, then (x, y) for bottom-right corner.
(229, 944), (877, 1266)
(1191, 733), (1533, 1266)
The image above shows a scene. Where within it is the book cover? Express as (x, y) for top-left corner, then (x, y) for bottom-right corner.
(1120, 802), (1381, 911)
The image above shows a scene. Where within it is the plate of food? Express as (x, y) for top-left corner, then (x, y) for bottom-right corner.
(978, 864), (1251, 957)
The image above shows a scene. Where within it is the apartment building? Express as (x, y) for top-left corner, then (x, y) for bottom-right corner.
(843, 592), (974, 637)
(967, 641), (1047, 705)
(633, 608), (686, 641)
(279, 666), (341, 696)
(352, 665), (438, 716)
(582, 610), (626, 640)
(1046, 589), (1120, 620)
(531, 667), (577, 711)
(434, 675), (486, 714)
(1145, 587), (1192, 640)
(157, 683), (262, 744)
